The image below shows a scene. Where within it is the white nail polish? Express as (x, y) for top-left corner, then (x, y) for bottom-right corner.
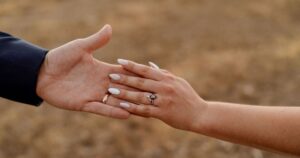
(149, 61), (160, 69)
(108, 88), (120, 95)
(109, 74), (121, 80)
(120, 102), (130, 108)
(117, 59), (128, 65)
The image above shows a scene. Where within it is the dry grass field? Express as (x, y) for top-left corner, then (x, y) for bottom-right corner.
(1, 0), (300, 157)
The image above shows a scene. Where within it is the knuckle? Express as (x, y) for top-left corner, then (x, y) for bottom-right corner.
(72, 38), (86, 49)
(140, 66), (150, 74)
(121, 75), (129, 84)
(162, 97), (173, 106)
(131, 104), (138, 113)
(136, 93), (146, 103)
(164, 85), (176, 94)
(126, 62), (134, 70)
(164, 73), (176, 81)
(135, 78), (146, 88)
(140, 106), (152, 116)
(120, 91), (128, 98)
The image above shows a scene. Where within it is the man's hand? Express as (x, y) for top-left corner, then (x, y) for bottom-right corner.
(36, 25), (130, 119)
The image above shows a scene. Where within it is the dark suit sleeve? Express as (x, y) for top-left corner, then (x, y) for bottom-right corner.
(0, 32), (48, 106)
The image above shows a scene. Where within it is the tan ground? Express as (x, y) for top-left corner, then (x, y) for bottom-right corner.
(1, 0), (300, 157)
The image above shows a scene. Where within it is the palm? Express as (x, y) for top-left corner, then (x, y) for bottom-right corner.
(37, 25), (130, 119)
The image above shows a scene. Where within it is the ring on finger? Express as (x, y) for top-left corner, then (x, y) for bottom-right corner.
(102, 94), (110, 104)
(147, 93), (157, 105)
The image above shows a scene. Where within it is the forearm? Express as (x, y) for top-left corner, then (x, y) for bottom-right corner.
(193, 101), (300, 155)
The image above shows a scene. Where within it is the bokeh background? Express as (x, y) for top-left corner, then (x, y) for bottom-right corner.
(1, 0), (300, 157)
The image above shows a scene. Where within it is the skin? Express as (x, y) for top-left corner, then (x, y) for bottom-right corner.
(36, 25), (133, 119)
(108, 59), (300, 156)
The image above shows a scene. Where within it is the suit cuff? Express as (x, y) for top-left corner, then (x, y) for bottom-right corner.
(0, 32), (48, 106)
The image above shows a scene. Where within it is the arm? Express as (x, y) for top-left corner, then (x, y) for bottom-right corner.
(195, 102), (300, 155)
(0, 25), (135, 119)
(107, 59), (300, 155)
(0, 32), (47, 105)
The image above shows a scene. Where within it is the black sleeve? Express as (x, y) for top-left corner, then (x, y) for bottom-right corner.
(0, 32), (48, 106)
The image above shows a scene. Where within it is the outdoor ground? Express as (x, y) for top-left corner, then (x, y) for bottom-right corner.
(1, 0), (300, 158)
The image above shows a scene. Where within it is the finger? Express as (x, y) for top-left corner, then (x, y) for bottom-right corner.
(148, 61), (160, 69)
(108, 88), (162, 106)
(110, 64), (139, 77)
(82, 24), (112, 52)
(108, 98), (149, 118)
(119, 102), (161, 118)
(109, 82), (139, 92)
(101, 94), (140, 109)
(117, 59), (164, 81)
(105, 95), (130, 107)
(82, 101), (130, 119)
(105, 95), (121, 107)
(109, 74), (160, 92)
(105, 91), (140, 105)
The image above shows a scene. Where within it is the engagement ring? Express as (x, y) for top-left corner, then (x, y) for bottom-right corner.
(147, 93), (157, 105)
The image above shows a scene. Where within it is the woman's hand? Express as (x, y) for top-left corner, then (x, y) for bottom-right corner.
(106, 60), (300, 155)
(107, 59), (208, 131)
(106, 59), (300, 155)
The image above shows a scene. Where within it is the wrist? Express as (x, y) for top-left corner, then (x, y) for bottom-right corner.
(188, 99), (211, 133)
(36, 52), (50, 99)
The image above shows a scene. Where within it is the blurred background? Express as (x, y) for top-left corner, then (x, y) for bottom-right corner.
(1, 0), (300, 157)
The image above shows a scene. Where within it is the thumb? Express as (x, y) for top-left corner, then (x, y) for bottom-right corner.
(82, 24), (112, 52)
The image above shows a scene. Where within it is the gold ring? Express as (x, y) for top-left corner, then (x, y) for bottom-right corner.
(102, 94), (110, 104)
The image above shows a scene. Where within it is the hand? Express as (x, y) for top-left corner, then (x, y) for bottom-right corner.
(36, 25), (131, 119)
(107, 59), (208, 130)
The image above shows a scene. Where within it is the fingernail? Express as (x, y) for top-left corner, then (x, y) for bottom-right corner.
(120, 102), (130, 108)
(149, 61), (160, 69)
(108, 88), (120, 95)
(109, 74), (121, 81)
(117, 59), (128, 65)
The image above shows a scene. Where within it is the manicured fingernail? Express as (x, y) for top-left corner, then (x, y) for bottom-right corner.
(120, 102), (130, 108)
(108, 88), (120, 95)
(117, 59), (128, 65)
(109, 74), (121, 81)
(149, 61), (160, 69)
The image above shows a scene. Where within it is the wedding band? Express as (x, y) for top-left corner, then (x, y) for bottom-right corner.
(102, 94), (110, 104)
(147, 93), (157, 105)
